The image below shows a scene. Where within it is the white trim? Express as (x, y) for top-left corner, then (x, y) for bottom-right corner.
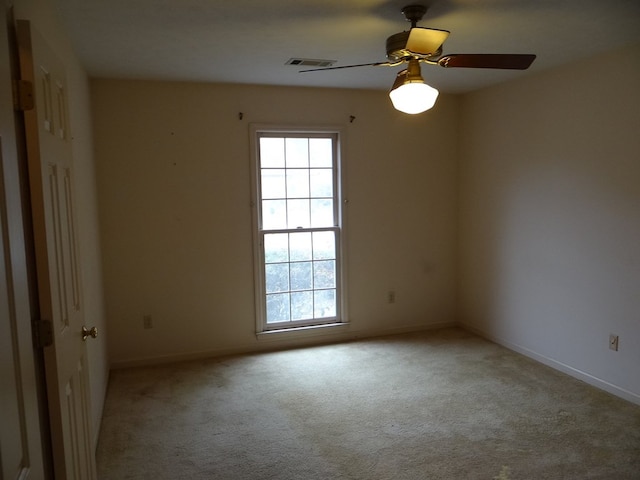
(249, 123), (348, 335)
(461, 322), (640, 406)
(109, 321), (456, 369)
(248, 125), (263, 332)
(256, 321), (350, 341)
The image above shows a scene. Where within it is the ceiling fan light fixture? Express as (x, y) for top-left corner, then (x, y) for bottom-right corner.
(389, 59), (438, 114)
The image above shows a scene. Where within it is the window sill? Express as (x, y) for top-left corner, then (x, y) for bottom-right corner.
(256, 322), (350, 342)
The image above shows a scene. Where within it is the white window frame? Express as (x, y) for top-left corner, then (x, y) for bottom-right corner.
(250, 124), (348, 334)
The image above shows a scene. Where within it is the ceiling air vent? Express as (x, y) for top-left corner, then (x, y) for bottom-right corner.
(286, 58), (336, 67)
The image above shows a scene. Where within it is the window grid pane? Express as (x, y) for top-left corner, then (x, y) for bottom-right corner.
(260, 136), (336, 232)
(258, 133), (340, 328)
(263, 230), (338, 324)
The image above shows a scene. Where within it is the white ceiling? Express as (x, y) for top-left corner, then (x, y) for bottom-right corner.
(52, 0), (640, 93)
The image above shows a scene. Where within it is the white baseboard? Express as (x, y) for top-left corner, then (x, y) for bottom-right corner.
(460, 323), (640, 406)
(110, 320), (458, 369)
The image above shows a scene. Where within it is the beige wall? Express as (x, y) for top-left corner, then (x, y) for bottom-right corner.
(91, 80), (460, 365)
(458, 43), (640, 403)
(87, 29), (640, 406)
(14, 0), (109, 447)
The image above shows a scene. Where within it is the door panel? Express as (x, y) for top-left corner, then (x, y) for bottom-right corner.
(16, 19), (97, 480)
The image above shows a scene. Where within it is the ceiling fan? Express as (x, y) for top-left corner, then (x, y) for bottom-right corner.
(301, 4), (536, 114)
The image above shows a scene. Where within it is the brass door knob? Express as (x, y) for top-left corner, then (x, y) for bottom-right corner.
(82, 326), (98, 341)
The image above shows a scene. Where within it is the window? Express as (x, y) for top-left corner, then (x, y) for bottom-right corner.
(251, 127), (346, 332)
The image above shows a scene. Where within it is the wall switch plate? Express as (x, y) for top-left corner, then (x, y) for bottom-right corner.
(609, 334), (619, 351)
(143, 315), (153, 329)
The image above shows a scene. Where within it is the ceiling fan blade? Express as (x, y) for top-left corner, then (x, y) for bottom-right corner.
(387, 28), (449, 61)
(299, 61), (393, 73)
(438, 54), (536, 70)
(406, 27), (450, 55)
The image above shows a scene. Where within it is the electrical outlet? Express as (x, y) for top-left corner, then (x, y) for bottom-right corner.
(609, 334), (619, 351)
(143, 315), (153, 329)
(387, 291), (396, 304)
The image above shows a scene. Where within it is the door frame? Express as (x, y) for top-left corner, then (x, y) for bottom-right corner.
(1, 2), (52, 479)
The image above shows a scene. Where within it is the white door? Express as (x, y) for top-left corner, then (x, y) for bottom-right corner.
(0, 6), (46, 480)
(15, 19), (97, 480)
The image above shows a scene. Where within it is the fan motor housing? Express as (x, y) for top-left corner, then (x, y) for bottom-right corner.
(386, 31), (412, 61)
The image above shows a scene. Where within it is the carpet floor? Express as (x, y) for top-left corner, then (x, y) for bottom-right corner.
(97, 328), (640, 479)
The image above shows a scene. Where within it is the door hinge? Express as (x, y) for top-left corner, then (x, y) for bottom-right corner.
(35, 319), (53, 348)
(14, 80), (35, 111)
